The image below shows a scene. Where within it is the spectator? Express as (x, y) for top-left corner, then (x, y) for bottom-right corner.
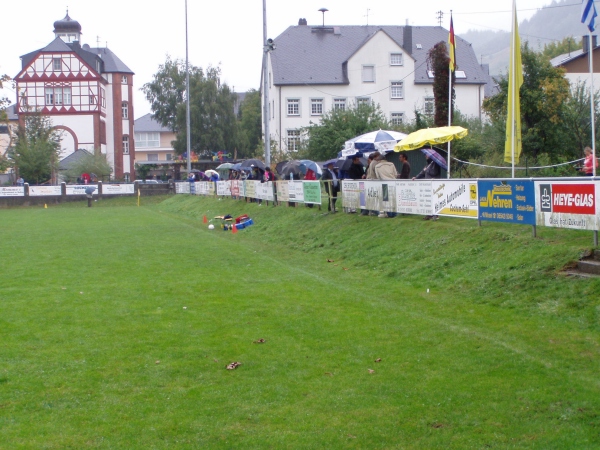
(321, 162), (340, 213)
(347, 156), (365, 180)
(16, 176), (24, 186)
(413, 155), (442, 220)
(373, 153), (398, 218)
(398, 153), (411, 179)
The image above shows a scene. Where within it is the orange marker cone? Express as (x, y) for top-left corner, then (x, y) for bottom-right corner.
(203, 215), (207, 223)
(232, 224), (238, 234)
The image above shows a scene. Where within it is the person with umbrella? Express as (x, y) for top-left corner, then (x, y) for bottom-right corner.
(347, 156), (365, 180)
(321, 161), (340, 213)
(412, 148), (444, 220)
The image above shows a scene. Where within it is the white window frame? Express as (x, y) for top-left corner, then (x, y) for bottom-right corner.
(390, 112), (404, 125)
(134, 132), (160, 148)
(390, 53), (403, 66)
(333, 98), (346, 111)
(287, 129), (301, 151)
(53, 58), (61, 71)
(310, 98), (324, 116)
(390, 81), (404, 99)
(121, 75), (128, 84)
(147, 154), (159, 162)
(287, 98), (300, 116)
(356, 97), (371, 107)
(122, 135), (130, 154)
(122, 101), (129, 119)
(424, 96), (434, 116)
(362, 65), (375, 83)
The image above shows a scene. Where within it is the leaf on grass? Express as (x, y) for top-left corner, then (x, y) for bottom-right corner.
(324, 372), (333, 376)
(79, 292), (84, 294)
(253, 338), (266, 344)
(368, 369), (375, 374)
(61, 287), (66, 290)
(343, 267), (349, 270)
(213, 359), (219, 363)
(375, 358), (382, 363)
(155, 360), (160, 364)
(334, 264), (338, 266)
(327, 259), (334, 263)
(348, 434), (356, 439)
(226, 361), (241, 370)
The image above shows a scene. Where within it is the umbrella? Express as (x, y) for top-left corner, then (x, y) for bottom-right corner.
(240, 159), (266, 170)
(205, 169), (219, 178)
(394, 126), (468, 151)
(216, 162), (235, 170)
(299, 160), (323, 178)
(342, 130), (407, 157)
(338, 156), (367, 172)
(275, 160), (289, 175)
(278, 160), (303, 179)
(421, 148), (448, 171)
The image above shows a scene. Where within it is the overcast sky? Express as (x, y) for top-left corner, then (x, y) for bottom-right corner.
(0, 0), (582, 118)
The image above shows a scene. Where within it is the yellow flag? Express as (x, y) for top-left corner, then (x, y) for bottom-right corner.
(505, 0), (523, 164)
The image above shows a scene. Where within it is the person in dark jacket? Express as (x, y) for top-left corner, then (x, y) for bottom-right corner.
(347, 156), (365, 180)
(398, 153), (411, 179)
(321, 162), (340, 213)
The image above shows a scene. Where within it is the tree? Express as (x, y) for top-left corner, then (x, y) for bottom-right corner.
(236, 89), (262, 158)
(143, 59), (240, 158)
(0, 74), (13, 172)
(482, 43), (571, 161)
(63, 150), (112, 182)
(303, 103), (389, 161)
(9, 112), (61, 184)
(134, 162), (156, 181)
(541, 36), (581, 61)
(427, 42), (453, 127)
(562, 80), (600, 156)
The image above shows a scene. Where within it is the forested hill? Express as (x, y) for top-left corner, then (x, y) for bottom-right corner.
(460, 0), (587, 77)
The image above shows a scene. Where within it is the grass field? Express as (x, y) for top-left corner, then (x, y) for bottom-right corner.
(1, 195), (599, 448)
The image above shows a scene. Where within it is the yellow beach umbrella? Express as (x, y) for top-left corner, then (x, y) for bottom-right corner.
(393, 126), (468, 151)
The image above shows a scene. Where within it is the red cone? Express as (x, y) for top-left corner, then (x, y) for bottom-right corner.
(232, 224), (238, 234)
(203, 215), (207, 223)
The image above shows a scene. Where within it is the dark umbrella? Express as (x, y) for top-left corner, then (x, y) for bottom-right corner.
(275, 160), (289, 176)
(278, 160), (303, 179)
(240, 159), (266, 170)
(338, 156), (367, 171)
(421, 148), (448, 170)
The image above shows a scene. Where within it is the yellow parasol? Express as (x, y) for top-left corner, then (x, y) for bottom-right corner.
(393, 126), (468, 151)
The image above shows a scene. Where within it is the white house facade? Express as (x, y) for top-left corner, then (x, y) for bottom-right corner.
(14, 13), (135, 181)
(265, 23), (490, 153)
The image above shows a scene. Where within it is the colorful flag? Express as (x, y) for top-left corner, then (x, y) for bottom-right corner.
(582, 0), (598, 32)
(448, 14), (456, 72)
(505, 0), (523, 165)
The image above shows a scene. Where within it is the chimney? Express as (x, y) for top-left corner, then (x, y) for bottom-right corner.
(403, 25), (413, 56)
(298, 18), (307, 26)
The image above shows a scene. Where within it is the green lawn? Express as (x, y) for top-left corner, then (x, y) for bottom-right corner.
(1, 195), (599, 448)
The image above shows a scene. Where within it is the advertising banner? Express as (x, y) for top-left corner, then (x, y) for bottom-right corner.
(276, 181), (290, 202)
(478, 180), (535, 224)
(431, 180), (478, 218)
(102, 184), (135, 195)
(341, 180), (361, 210)
(176, 182), (190, 194)
(395, 180), (432, 215)
(244, 180), (257, 200)
(0, 187), (25, 197)
(288, 181), (304, 202)
(29, 186), (62, 196)
(303, 181), (321, 204)
(66, 185), (98, 195)
(216, 181), (231, 196)
(364, 181), (397, 213)
(535, 181), (598, 230)
(256, 181), (274, 201)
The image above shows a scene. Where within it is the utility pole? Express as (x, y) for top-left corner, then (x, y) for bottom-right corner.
(436, 10), (444, 27)
(262, 0), (271, 167)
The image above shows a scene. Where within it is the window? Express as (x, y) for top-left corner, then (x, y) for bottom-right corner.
(134, 132), (160, 148)
(287, 98), (300, 116)
(333, 98), (346, 111)
(362, 65), (375, 82)
(147, 154), (159, 161)
(424, 97), (434, 116)
(390, 112), (404, 125)
(356, 97), (371, 107)
(44, 87), (71, 105)
(311, 98), (323, 116)
(53, 58), (61, 71)
(101, 89), (106, 107)
(166, 153), (173, 161)
(390, 53), (403, 66)
(287, 129), (301, 151)
(122, 136), (130, 154)
(391, 81), (404, 99)
(122, 101), (129, 119)
(121, 75), (128, 84)
(90, 95), (97, 105)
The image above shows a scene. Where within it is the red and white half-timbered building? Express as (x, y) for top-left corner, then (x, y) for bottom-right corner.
(14, 13), (135, 180)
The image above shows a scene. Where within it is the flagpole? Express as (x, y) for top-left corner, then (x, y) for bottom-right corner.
(589, 31), (597, 177)
(447, 11), (454, 179)
(511, 1), (517, 179)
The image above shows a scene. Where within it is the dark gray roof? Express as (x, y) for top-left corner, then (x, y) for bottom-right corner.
(134, 113), (171, 133)
(550, 48), (587, 67)
(58, 148), (93, 170)
(270, 25), (488, 86)
(19, 38), (133, 75)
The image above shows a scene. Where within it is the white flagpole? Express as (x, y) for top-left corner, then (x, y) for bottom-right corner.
(589, 31), (597, 177)
(511, 0), (517, 179)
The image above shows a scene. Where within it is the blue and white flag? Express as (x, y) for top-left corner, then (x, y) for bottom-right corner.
(582, 0), (598, 32)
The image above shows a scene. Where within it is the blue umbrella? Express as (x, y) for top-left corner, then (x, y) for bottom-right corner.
(349, 130), (408, 153)
(421, 148), (448, 170)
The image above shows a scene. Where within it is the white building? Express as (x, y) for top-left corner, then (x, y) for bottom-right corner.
(14, 12), (135, 181)
(265, 22), (490, 152)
